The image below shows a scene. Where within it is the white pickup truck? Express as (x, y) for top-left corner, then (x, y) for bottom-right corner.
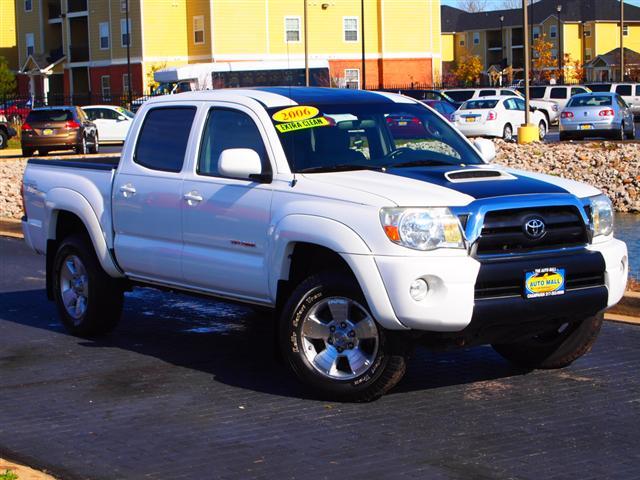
(21, 88), (628, 401)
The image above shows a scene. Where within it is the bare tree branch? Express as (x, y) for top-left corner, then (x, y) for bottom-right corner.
(458, 0), (488, 13)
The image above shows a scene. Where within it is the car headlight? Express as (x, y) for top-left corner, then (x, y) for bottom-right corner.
(380, 207), (465, 250)
(589, 194), (614, 237)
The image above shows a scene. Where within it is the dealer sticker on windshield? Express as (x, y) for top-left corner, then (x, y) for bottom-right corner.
(272, 105), (330, 133)
(525, 268), (565, 299)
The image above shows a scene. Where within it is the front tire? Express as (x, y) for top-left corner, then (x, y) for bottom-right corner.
(492, 313), (603, 369)
(0, 130), (7, 149)
(88, 134), (99, 154)
(538, 120), (547, 141)
(75, 135), (87, 155)
(279, 272), (407, 402)
(53, 235), (123, 337)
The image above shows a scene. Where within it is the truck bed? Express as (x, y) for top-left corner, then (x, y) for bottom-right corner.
(27, 155), (121, 171)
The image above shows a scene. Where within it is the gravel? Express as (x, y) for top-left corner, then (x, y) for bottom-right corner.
(1, 140), (639, 219)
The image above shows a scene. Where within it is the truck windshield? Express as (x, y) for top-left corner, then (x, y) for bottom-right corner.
(268, 102), (483, 173)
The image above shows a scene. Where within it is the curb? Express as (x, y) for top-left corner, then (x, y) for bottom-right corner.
(0, 457), (56, 480)
(0, 217), (22, 238)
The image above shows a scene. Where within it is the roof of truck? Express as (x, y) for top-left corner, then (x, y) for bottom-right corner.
(147, 87), (418, 109)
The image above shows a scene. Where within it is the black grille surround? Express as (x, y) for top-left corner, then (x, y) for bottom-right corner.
(473, 206), (590, 256)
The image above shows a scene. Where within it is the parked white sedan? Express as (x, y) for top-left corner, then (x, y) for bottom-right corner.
(453, 96), (548, 141)
(81, 105), (134, 144)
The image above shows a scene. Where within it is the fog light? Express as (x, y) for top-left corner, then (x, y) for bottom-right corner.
(410, 278), (429, 301)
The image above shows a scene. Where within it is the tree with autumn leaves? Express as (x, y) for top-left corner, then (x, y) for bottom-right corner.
(453, 47), (483, 86)
(532, 34), (557, 83)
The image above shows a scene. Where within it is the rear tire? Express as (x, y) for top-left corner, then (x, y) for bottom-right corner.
(279, 271), (408, 402)
(625, 121), (636, 140)
(538, 120), (547, 141)
(39, 149), (48, 156)
(52, 234), (123, 337)
(88, 134), (99, 154)
(502, 123), (513, 141)
(492, 313), (603, 369)
(75, 136), (87, 155)
(0, 130), (7, 149)
(613, 124), (625, 141)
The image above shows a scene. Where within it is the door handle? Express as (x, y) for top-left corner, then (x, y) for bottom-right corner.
(119, 184), (136, 198)
(183, 191), (203, 205)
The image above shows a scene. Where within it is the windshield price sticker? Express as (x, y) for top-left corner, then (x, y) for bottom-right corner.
(275, 117), (330, 133)
(272, 106), (320, 123)
(525, 267), (565, 299)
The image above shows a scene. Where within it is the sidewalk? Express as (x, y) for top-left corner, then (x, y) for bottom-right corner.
(0, 458), (56, 480)
(0, 149), (23, 159)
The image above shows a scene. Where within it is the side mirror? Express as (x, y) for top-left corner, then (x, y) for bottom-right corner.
(473, 138), (496, 162)
(217, 148), (270, 182)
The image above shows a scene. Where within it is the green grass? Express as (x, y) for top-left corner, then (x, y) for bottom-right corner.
(0, 470), (19, 480)
(7, 137), (20, 149)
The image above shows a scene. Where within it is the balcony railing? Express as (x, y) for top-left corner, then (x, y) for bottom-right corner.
(47, 1), (61, 19)
(67, 0), (87, 13)
(69, 45), (89, 62)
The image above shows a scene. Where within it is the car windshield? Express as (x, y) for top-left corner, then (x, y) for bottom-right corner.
(116, 107), (135, 118)
(26, 109), (73, 122)
(461, 99), (499, 110)
(567, 95), (613, 107)
(268, 102), (482, 173)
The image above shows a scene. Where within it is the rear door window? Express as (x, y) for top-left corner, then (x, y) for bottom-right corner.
(134, 107), (196, 173)
(550, 87), (567, 99)
(615, 85), (632, 96)
(571, 87), (588, 96)
(529, 87), (546, 99)
(588, 84), (612, 92)
(478, 89), (497, 97)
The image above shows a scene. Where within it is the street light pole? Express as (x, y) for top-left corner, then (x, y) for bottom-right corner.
(125, 0), (132, 105)
(621, 0), (625, 82)
(500, 14), (505, 86)
(557, 4), (562, 83)
(360, 0), (366, 89)
(523, 0), (531, 126)
(304, 0), (309, 86)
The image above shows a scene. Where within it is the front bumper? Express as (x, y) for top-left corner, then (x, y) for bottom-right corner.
(359, 238), (627, 333)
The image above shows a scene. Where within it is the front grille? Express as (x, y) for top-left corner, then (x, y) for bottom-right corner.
(473, 250), (606, 299)
(475, 206), (589, 255)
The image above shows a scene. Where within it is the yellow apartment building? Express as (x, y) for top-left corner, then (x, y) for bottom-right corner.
(0, 0), (18, 70)
(14, 0), (443, 100)
(441, 0), (640, 83)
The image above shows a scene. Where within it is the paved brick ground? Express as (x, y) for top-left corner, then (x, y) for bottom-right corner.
(1, 237), (639, 480)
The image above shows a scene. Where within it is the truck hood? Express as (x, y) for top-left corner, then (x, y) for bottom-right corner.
(300, 164), (600, 207)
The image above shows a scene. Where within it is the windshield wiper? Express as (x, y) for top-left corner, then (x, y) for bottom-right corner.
(297, 164), (382, 173)
(386, 159), (452, 169)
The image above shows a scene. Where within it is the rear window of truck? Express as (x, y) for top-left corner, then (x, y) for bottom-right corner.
(134, 107), (196, 172)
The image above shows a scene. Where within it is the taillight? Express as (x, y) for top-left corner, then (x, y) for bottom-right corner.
(487, 111), (497, 121)
(411, 117), (421, 124)
(561, 111), (574, 119)
(599, 109), (615, 117)
(21, 122), (33, 131)
(65, 120), (81, 129)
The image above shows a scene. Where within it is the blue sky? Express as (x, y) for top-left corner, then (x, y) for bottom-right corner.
(441, 0), (640, 10)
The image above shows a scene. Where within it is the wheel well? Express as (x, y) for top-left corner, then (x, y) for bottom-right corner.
(45, 210), (91, 300)
(276, 242), (357, 310)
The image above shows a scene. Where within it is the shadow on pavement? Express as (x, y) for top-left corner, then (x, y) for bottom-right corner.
(0, 286), (526, 400)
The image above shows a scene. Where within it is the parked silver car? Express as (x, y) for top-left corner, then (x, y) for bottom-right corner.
(559, 92), (635, 141)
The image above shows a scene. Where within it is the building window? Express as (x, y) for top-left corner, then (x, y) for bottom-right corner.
(473, 32), (479, 45)
(345, 68), (360, 89)
(459, 39), (465, 46)
(343, 17), (358, 42)
(533, 26), (540, 40)
(101, 75), (111, 100)
(584, 27), (591, 37)
(550, 25), (557, 38)
(25, 33), (34, 56)
(585, 48), (592, 61)
(193, 16), (205, 45)
(123, 74), (130, 94)
(121, 0), (127, 13)
(285, 16), (300, 42)
(25, 0), (32, 12)
(99, 22), (110, 50)
(121, 18), (132, 47)
(623, 25), (629, 36)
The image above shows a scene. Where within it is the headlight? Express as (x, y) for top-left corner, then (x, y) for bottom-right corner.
(380, 207), (465, 251)
(589, 194), (614, 237)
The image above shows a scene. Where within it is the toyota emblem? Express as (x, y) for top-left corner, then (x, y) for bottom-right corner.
(524, 218), (546, 239)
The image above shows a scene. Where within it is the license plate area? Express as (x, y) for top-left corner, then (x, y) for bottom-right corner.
(525, 268), (565, 299)
(43, 128), (54, 135)
(465, 117), (476, 123)
(580, 124), (593, 130)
